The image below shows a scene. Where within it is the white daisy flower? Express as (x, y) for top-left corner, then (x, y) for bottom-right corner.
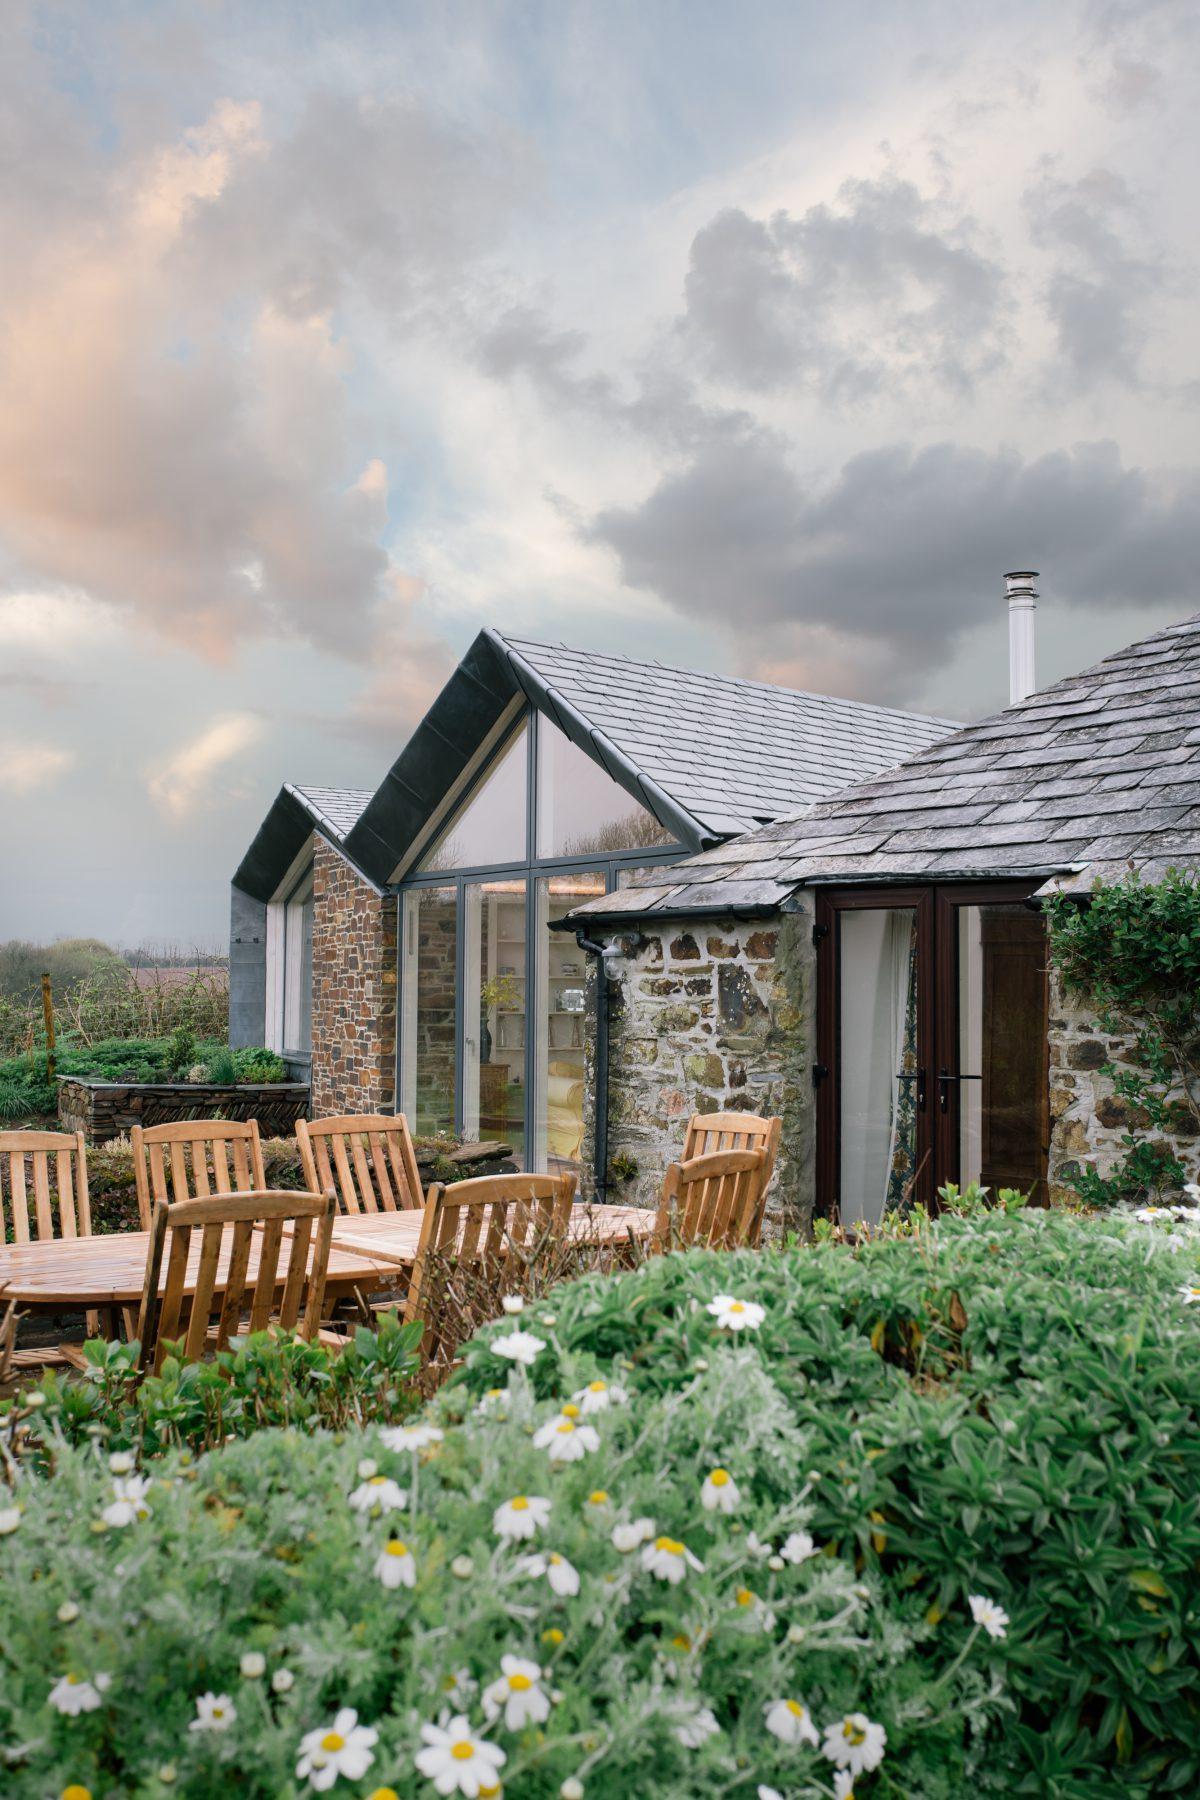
(272, 1668), (295, 1693)
(102, 1474), (152, 1528)
(758, 1788), (785, 1800)
(561, 1781), (585, 1800)
(48, 1671), (111, 1715)
(0, 1506), (20, 1535)
(611, 1517), (655, 1554)
(348, 1474), (407, 1515)
(968, 1593), (1009, 1639)
(781, 1529), (817, 1564)
(491, 1329), (546, 1366)
(833, 1775), (857, 1800)
(700, 1468), (740, 1513)
(822, 1713), (887, 1776)
(532, 1409), (601, 1463)
(478, 1388), (508, 1416)
(640, 1535), (704, 1583)
(189, 1692), (237, 1732)
(108, 1451), (135, 1475)
(706, 1294), (766, 1332)
(674, 1703), (720, 1748)
(571, 1379), (628, 1414)
(493, 1494), (551, 1540)
(415, 1714), (507, 1796)
(239, 1652), (267, 1679)
(57, 1601), (80, 1623)
(515, 1551), (581, 1597)
(377, 1423), (444, 1453)
(296, 1707), (378, 1791)
(483, 1654), (551, 1730)
(765, 1697), (819, 1746)
(1136, 1205), (1171, 1222)
(502, 1294), (525, 1314)
(1179, 1284), (1200, 1304)
(442, 1668), (478, 1708)
(375, 1538), (417, 1589)
(357, 1458), (378, 1480)
(744, 1530), (771, 1560)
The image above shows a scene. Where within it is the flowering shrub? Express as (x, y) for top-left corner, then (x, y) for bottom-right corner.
(1, 1211), (1197, 1796)
(4, 1314), (424, 1461)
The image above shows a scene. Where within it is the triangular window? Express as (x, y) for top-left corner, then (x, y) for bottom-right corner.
(417, 723), (529, 872)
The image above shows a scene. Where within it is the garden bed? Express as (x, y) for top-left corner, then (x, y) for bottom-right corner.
(57, 1076), (312, 1144)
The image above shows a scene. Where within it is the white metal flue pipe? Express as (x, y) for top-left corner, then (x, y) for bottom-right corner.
(1005, 570), (1038, 705)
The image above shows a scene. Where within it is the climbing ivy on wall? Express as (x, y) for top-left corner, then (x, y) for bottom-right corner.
(1044, 869), (1200, 1204)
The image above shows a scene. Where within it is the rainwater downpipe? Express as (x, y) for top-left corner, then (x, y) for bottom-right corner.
(575, 929), (615, 1203)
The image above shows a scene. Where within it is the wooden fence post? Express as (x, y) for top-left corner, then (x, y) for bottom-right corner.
(41, 971), (56, 1084)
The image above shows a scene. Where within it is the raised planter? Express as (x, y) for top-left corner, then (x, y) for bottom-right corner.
(57, 1077), (311, 1145)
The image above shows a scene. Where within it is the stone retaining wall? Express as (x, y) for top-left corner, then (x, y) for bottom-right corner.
(311, 838), (397, 1117)
(588, 904), (816, 1229)
(58, 1078), (310, 1146)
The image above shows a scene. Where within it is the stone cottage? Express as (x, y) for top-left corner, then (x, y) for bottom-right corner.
(568, 606), (1200, 1222)
(230, 628), (957, 1163)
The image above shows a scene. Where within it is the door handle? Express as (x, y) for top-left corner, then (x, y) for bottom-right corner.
(895, 1069), (927, 1110)
(939, 1070), (981, 1112)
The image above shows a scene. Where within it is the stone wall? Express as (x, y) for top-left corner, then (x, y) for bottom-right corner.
(310, 837), (397, 1117)
(1047, 969), (1200, 1198)
(588, 902), (815, 1228)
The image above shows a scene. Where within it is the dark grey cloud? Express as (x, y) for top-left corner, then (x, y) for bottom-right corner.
(588, 433), (1200, 698)
(1025, 164), (1163, 391)
(678, 176), (1009, 401)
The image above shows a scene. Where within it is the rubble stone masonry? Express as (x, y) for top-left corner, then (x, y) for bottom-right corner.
(587, 900), (816, 1230)
(310, 837), (397, 1117)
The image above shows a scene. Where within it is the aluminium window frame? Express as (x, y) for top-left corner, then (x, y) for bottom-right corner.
(393, 705), (695, 1163)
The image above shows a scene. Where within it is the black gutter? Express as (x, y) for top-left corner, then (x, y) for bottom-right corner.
(550, 902), (780, 932)
(574, 929), (611, 1204)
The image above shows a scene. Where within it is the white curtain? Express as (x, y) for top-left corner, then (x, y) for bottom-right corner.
(839, 909), (916, 1226)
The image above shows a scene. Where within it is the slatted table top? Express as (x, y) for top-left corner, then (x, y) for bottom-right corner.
(0, 1203), (655, 1309)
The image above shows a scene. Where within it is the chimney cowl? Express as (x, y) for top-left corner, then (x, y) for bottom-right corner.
(1004, 570), (1039, 600)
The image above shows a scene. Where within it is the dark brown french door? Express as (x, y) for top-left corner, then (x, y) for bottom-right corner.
(815, 883), (1049, 1222)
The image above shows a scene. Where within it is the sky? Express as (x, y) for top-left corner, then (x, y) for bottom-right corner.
(1, 0), (1197, 945)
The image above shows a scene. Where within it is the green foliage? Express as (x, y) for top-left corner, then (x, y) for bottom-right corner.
(230, 1045), (289, 1084)
(166, 1024), (197, 1078)
(2, 1216), (1197, 1796)
(934, 1180), (1029, 1217)
(6, 1314), (424, 1461)
(206, 1044), (238, 1082)
(608, 1152), (640, 1182)
(1045, 870), (1200, 1203)
(0, 936), (125, 1005)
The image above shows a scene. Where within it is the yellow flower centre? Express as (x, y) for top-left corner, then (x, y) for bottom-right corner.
(479, 1786), (502, 1799)
(561, 1403), (581, 1418)
(212, 1707), (227, 1720)
(709, 1469), (730, 1486)
(321, 1732), (346, 1752)
(508, 1672), (533, 1692)
(61, 1788), (93, 1800)
(729, 1302), (745, 1313)
(844, 1719), (867, 1745)
(65, 1673), (81, 1686)
(655, 1537), (684, 1555)
(785, 1700), (805, 1717)
(510, 1496), (529, 1511)
(587, 1380), (606, 1393)
(450, 1740), (475, 1761)
(368, 1476), (385, 1486)
(542, 1627), (564, 1645)
(549, 1553), (563, 1565)
(671, 1633), (692, 1651)
(385, 1541), (409, 1558)
(367, 1790), (402, 1800)
(555, 1420), (576, 1434)
(736, 1587), (754, 1606)
(588, 1490), (608, 1505)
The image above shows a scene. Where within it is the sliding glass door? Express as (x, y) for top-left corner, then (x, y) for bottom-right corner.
(818, 884), (1047, 1221)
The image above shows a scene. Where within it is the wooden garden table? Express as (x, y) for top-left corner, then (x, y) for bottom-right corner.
(0, 1203), (656, 1314)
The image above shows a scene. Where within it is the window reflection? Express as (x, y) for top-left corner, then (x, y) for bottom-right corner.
(533, 872), (606, 1173)
(418, 724), (528, 872)
(400, 886), (457, 1138)
(536, 719), (675, 858)
(463, 880), (527, 1165)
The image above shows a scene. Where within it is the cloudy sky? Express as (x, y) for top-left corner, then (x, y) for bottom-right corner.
(1, 0), (1197, 945)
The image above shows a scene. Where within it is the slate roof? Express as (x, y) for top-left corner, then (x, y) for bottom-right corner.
(288, 785), (373, 844)
(567, 611), (1200, 921)
(337, 628), (960, 888)
(496, 634), (960, 838)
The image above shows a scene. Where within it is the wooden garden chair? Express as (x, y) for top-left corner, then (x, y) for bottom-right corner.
(654, 1146), (770, 1252)
(296, 1113), (424, 1215)
(131, 1119), (266, 1230)
(134, 1188), (337, 1375)
(404, 1171), (576, 1374)
(0, 1129), (99, 1368)
(681, 1109), (782, 1238)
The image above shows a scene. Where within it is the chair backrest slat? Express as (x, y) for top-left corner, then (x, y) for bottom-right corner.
(0, 1130), (91, 1249)
(682, 1111), (781, 1239)
(655, 1147), (768, 1253)
(132, 1120), (265, 1231)
(135, 1188), (335, 1373)
(404, 1172), (577, 1372)
(296, 1114), (424, 1215)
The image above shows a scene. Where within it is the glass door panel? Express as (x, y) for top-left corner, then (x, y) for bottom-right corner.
(950, 902), (1048, 1199)
(400, 886), (457, 1137)
(463, 879), (527, 1165)
(838, 907), (921, 1225)
(533, 871), (606, 1174)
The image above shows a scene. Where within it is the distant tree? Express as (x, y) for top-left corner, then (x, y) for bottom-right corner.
(0, 938), (126, 1005)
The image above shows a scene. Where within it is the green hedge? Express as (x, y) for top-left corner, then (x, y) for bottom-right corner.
(3, 1211), (1198, 1796)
